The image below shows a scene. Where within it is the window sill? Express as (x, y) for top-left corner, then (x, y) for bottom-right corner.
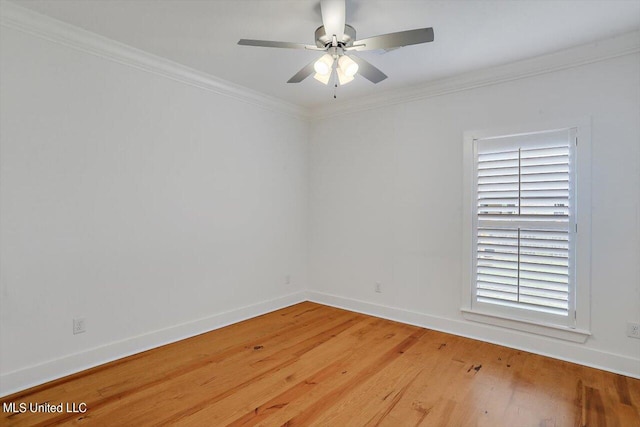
(461, 308), (591, 343)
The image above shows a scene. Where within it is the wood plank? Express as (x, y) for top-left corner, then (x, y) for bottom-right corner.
(1, 303), (348, 426)
(1, 302), (638, 426)
(57, 309), (366, 425)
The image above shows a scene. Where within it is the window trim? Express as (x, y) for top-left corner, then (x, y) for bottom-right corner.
(462, 118), (591, 342)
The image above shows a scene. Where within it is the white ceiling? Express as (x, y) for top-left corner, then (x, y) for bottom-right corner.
(7, 0), (640, 108)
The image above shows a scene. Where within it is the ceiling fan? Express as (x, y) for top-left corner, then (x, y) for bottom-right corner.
(238, 0), (434, 86)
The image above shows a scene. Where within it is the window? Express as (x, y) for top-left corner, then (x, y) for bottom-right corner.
(462, 121), (591, 342)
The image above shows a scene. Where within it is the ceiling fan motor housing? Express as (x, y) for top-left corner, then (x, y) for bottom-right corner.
(315, 24), (356, 48)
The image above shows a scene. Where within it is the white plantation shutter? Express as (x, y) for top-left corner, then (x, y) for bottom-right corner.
(473, 129), (576, 321)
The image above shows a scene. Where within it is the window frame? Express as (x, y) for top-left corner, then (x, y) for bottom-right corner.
(462, 118), (592, 343)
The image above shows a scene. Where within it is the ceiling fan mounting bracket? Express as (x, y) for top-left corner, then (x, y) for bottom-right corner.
(315, 25), (356, 49)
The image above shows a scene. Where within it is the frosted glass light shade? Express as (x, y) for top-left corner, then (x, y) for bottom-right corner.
(338, 55), (359, 77)
(314, 54), (334, 75)
(314, 72), (331, 85)
(336, 67), (354, 85)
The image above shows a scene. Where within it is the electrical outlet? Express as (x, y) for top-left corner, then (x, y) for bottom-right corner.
(73, 317), (86, 335)
(375, 282), (382, 293)
(627, 322), (640, 339)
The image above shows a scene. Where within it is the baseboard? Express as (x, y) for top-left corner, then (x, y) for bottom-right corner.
(3, 289), (636, 397)
(307, 290), (640, 379)
(0, 291), (308, 397)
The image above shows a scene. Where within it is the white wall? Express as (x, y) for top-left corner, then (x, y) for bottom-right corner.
(309, 53), (640, 376)
(1, 5), (638, 397)
(0, 25), (309, 394)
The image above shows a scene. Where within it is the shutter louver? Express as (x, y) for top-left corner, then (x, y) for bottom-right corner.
(475, 131), (573, 317)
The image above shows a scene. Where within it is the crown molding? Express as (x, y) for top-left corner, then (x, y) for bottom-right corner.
(1, 1), (638, 122)
(309, 30), (640, 119)
(0, 1), (310, 120)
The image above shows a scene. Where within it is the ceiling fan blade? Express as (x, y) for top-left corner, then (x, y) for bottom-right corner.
(320, 0), (346, 42)
(287, 60), (317, 83)
(350, 55), (387, 84)
(238, 39), (318, 50)
(350, 28), (434, 51)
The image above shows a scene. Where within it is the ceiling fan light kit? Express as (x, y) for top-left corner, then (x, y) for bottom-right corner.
(311, 48), (359, 86)
(238, 0), (434, 90)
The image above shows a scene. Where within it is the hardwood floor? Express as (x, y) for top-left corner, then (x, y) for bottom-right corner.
(2, 302), (639, 426)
